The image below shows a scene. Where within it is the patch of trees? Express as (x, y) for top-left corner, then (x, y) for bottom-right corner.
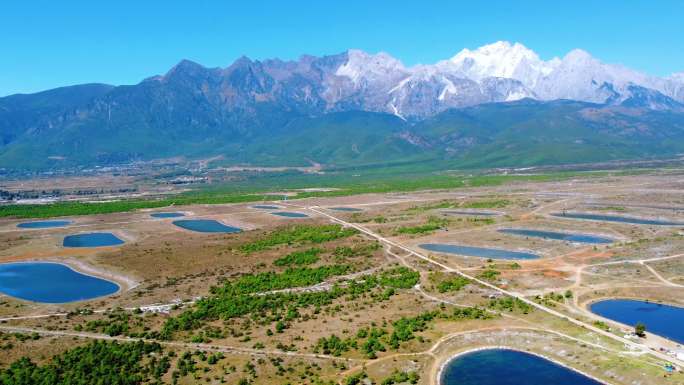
(635, 322), (646, 337)
(488, 297), (533, 314)
(478, 269), (501, 281)
(225, 265), (351, 294)
(345, 371), (369, 385)
(0, 332), (40, 351)
(404, 200), (455, 213)
(240, 225), (359, 253)
(381, 370), (420, 385)
(161, 266), (419, 340)
(534, 291), (571, 307)
(313, 334), (356, 356)
(435, 276), (471, 293)
(461, 217), (495, 225)
(274, 248), (322, 266)
(171, 350), (235, 384)
(451, 306), (491, 320)
(0, 191), (284, 219)
(376, 267), (420, 289)
(387, 312), (438, 350)
(77, 308), (143, 337)
(316, 307), (492, 359)
(0, 340), (170, 385)
(333, 242), (381, 259)
(396, 216), (449, 235)
(593, 320), (610, 331)
(461, 199), (511, 209)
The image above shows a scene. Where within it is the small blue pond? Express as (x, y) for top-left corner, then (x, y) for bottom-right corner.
(329, 207), (363, 212)
(552, 212), (684, 226)
(0, 262), (119, 303)
(440, 349), (603, 385)
(590, 299), (684, 344)
(442, 210), (499, 216)
(252, 205), (281, 210)
(498, 228), (614, 244)
(172, 219), (242, 233)
(150, 212), (185, 218)
(420, 243), (540, 260)
(63, 233), (124, 247)
(17, 220), (72, 229)
(271, 211), (309, 218)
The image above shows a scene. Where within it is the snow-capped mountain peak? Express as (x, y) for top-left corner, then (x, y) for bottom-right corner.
(562, 48), (594, 63)
(447, 41), (559, 87)
(325, 42), (682, 117)
(335, 49), (406, 85)
(669, 72), (684, 82)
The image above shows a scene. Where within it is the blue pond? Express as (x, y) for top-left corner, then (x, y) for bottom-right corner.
(17, 220), (72, 229)
(498, 228), (613, 244)
(252, 205), (281, 210)
(442, 210), (499, 216)
(172, 219), (242, 233)
(150, 212), (185, 218)
(590, 299), (684, 344)
(329, 207), (363, 212)
(271, 211), (309, 218)
(420, 243), (539, 260)
(441, 349), (602, 385)
(63, 233), (124, 247)
(552, 212), (684, 226)
(0, 262), (119, 303)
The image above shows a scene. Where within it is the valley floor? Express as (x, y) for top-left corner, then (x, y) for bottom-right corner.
(1, 170), (684, 384)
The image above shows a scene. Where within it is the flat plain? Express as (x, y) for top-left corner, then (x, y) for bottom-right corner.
(1, 170), (684, 384)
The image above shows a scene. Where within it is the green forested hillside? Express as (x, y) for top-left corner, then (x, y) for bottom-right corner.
(1, 91), (683, 171)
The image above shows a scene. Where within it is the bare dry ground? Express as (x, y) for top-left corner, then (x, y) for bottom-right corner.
(2, 171), (684, 384)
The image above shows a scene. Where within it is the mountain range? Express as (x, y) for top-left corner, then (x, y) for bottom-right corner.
(1, 41), (683, 172)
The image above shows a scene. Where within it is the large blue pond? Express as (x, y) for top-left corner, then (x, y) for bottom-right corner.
(252, 205), (281, 210)
(329, 207), (363, 212)
(0, 262), (119, 303)
(172, 219), (242, 233)
(63, 233), (124, 247)
(498, 228), (614, 244)
(150, 212), (185, 218)
(17, 220), (72, 229)
(552, 212), (684, 226)
(420, 243), (540, 260)
(590, 299), (684, 344)
(441, 349), (602, 385)
(271, 211), (309, 218)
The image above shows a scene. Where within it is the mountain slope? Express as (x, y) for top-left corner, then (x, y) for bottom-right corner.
(418, 100), (684, 167)
(0, 42), (683, 172)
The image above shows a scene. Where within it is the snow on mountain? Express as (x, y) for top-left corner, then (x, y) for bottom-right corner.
(146, 43), (684, 120)
(532, 48), (672, 104)
(383, 69), (488, 117)
(665, 72), (684, 102)
(440, 41), (680, 106)
(335, 49), (407, 85)
(330, 47), (539, 118)
(329, 42), (683, 117)
(447, 41), (559, 88)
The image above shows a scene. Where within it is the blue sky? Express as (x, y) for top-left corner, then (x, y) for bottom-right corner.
(1, 1), (682, 96)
